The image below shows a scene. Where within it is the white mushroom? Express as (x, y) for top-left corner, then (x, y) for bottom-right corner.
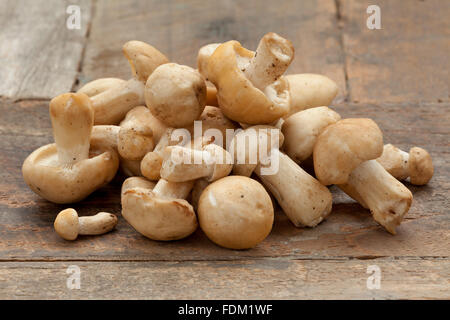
(54, 208), (118, 240)
(22, 93), (119, 204)
(121, 178), (197, 241)
(376, 144), (434, 185)
(198, 176), (274, 249)
(314, 118), (413, 234)
(145, 63), (206, 127)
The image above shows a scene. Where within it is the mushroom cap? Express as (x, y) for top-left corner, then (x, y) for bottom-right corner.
(118, 106), (155, 160)
(22, 139), (119, 204)
(121, 176), (156, 195)
(197, 43), (221, 79)
(54, 208), (79, 240)
(121, 187), (197, 241)
(198, 176), (274, 249)
(122, 40), (169, 82)
(145, 63), (206, 128)
(409, 147), (434, 185)
(313, 118), (383, 185)
(207, 41), (290, 124)
(77, 78), (126, 97)
(282, 106), (341, 163)
(284, 74), (338, 118)
(376, 144), (409, 179)
(187, 105), (238, 142)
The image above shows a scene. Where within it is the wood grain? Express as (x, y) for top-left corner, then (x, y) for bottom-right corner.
(1, 98), (448, 262)
(340, 0), (450, 103)
(0, 0), (92, 99)
(0, 259), (448, 299)
(80, 0), (347, 101)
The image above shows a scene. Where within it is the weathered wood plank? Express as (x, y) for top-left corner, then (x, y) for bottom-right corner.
(340, 0), (450, 103)
(0, 259), (448, 299)
(80, 0), (347, 101)
(0, 0), (92, 99)
(0, 98), (448, 261)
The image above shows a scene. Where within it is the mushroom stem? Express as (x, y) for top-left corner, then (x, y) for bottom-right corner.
(49, 93), (94, 166)
(160, 144), (232, 182)
(244, 32), (294, 91)
(152, 179), (194, 199)
(255, 150), (332, 227)
(338, 160), (413, 234)
(78, 212), (118, 235)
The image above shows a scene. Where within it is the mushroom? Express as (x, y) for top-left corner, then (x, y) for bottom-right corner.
(197, 176), (274, 249)
(22, 93), (119, 204)
(205, 81), (219, 107)
(91, 125), (142, 177)
(187, 105), (238, 148)
(160, 143), (233, 182)
(140, 128), (182, 181)
(207, 33), (293, 124)
(230, 126), (332, 227)
(86, 41), (169, 125)
(54, 208), (118, 241)
(191, 178), (210, 210)
(376, 144), (434, 185)
(284, 74), (339, 118)
(197, 43), (221, 80)
(281, 107), (341, 163)
(243, 32), (294, 91)
(118, 106), (158, 160)
(145, 63), (206, 127)
(121, 178), (197, 241)
(77, 78), (126, 97)
(313, 118), (413, 234)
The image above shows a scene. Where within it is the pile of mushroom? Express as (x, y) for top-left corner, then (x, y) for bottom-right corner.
(22, 34), (433, 248)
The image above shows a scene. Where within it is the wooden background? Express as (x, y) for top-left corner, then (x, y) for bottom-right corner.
(0, 0), (449, 299)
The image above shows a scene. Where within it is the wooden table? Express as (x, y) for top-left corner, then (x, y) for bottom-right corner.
(0, 0), (448, 299)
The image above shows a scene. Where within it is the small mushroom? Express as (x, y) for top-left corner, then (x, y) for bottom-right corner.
(207, 33), (293, 124)
(284, 74), (338, 118)
(85, 41), (169, 125)
(54, 208), (118, 241)
(22, 93), (119, 203)
(281, 107), (341, 163)
(160, 143), (233, 182)
(145, 63), (207, 127)
(121, 178), (197, 241)
(230, 126), (332, 227)
(198, 176), (274, 249)
(376, 144), (434, 185)
(313, 118), (413, 234)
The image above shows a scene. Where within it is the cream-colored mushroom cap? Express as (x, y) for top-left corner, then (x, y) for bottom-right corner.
(313, 118), (383, 185)
(145, 63), (206, 127)
(207, 40), (290, 124)
(54, 208), (79, 240)
(122, 40), (169, 82)
(409, 147), (434, 185)
(121, 179), (197, 241)
(198, 176), (274, 249)
(282, 106), (341, 163)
